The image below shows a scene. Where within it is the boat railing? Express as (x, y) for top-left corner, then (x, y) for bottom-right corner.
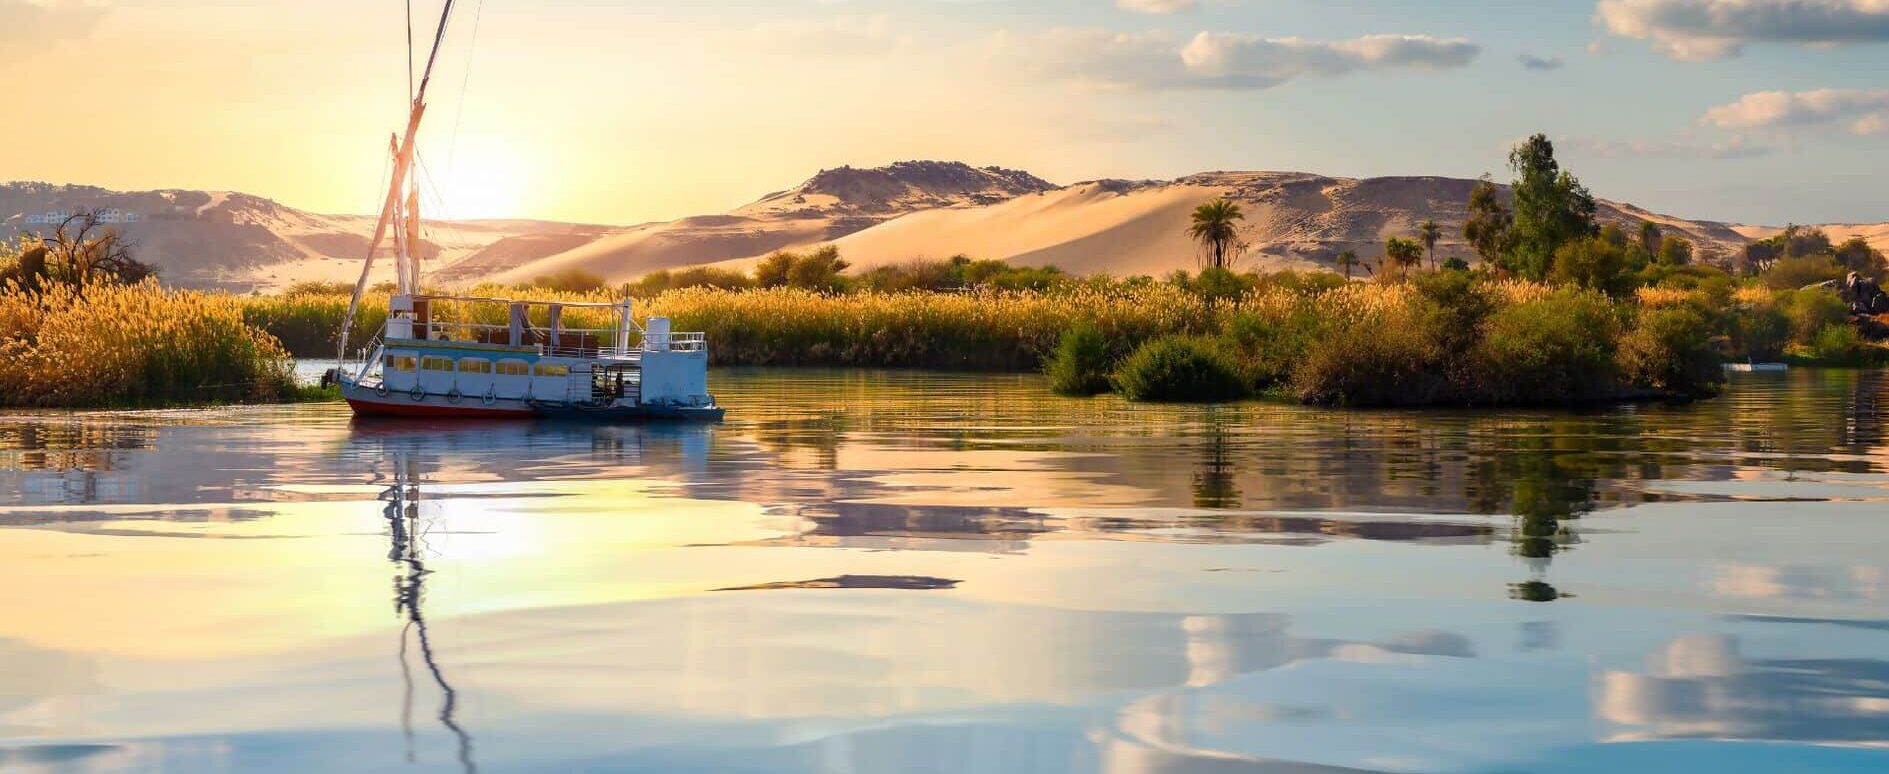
(640, 332), (708, 353)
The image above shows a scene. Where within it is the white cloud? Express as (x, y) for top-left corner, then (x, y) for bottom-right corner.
(1009, 29), (1479, 90)
(1701, 88), (1889, 134)
(1596, 0), (1889, 61)
(1117, 0), (1199, 13)
(0, 0), (108, 49)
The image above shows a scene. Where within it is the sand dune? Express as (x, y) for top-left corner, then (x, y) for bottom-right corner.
(818, 173), (1756, 276)
(8, 163), (1884, 289)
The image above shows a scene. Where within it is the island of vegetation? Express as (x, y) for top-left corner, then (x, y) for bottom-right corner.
(2, 135), (1884, 409)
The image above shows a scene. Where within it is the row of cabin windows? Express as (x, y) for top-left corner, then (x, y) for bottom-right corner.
(385, 355), (569, 377)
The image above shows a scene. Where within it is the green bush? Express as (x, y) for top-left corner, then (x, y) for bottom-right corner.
(1761, 255), (1846, 290)
(1473, 289), (1620, 404)
(1045, 322), (1114, 396)
(1292, 301), (1453, 406)
(1809, 323), (1873, 365)
(1114, 337), (1247, 403)
(1727, 302), (1791, 362)
(1779, 288), (1851, 343)
(1616, 306), (1723, 396)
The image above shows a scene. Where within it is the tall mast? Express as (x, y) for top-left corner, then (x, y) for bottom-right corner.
(338, 1), (458, 365)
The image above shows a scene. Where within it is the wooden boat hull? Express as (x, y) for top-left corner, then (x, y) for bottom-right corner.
(340, 380), (722, 422)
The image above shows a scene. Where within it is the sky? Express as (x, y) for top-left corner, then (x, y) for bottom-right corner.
(1, 0), (1886, 226)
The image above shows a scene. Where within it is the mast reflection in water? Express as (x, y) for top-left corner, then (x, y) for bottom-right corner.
(384, 453), (475, 774)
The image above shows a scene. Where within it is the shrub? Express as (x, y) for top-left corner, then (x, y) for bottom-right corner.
(1473, 289), (1619, 404)
(532, 267), (609, 293)
(1114, 337), (1247, 403)
(1616, 306), (1722, 396)
(1778, 287), (1852, 343)
(1726, 301), (1791, 362)
(1761, 255), (1846, 290)
(1292, 289), (1456, 406)
(1550, 235), (1634, 297)
(1809, 323), (1872, 365)
(1045, 322), (1113, 396)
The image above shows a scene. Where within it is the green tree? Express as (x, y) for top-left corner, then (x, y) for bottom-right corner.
(1385, 237), (1424, 277)
(1507, 134), (1597, 280)
(1419, 219), (1441, 269)
(1833, 236), (1886, 281)
(1189, 199), (1245, 270)
(1336, 249), (1359, 279)
(1463, 176), (1512, 270)
(1656, 236), (1693, 267)
(1549, 236), (1631, 296)
(1638, 221), (1662, 258)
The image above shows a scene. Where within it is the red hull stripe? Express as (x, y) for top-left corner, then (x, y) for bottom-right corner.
(346, 398), (536, 418)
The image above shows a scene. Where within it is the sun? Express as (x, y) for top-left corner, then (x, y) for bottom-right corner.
(426, 135), (533, 221)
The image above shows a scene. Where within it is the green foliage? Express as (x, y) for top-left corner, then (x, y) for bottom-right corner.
(1761, 254), (1847, 290)
(531, 268), (609, 293)
(1727, 302), (1791, 362)
(1616, 306), (1722, 396)
(1833, 236), (1887, 281)
(1442, 256), (1471, 271)
(1506, 135), (1597, 279)
(1190, 199), (1245, 270)
(625, 266), (754, 297)
(1190, 266), (1254, 302)
(1656, 235), (1693, 267)
(755, 245), (851, 292)
(1335, 249), (1361, 278)
(1745, 225), (1833, 274)
(1384, 237), (1424, 276)
(1474, 289), (1620, 404)
(1549, 235), (1634, 296)
(1419, 220), (1442, 269)
(1045, 322), (1114, 396)
(1463, 176), (1512, 268)
(1808, 323), (1876, 365)
(1114, 337), (1247, 403)
(1778, 287), (1852, 345)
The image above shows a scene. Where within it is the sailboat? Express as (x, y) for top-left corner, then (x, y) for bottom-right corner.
(328, 1), (721, 421)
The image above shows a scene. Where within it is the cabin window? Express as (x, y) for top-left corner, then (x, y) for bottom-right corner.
(533, 363), (569, 377)
(421, 356), (455, 372)
(459, 357), (492, 374)
(388, 355), (418, 372)
(496, 360), (529, 376)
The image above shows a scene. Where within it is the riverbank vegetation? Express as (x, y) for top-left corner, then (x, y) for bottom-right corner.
(6, 136), (1885, 409)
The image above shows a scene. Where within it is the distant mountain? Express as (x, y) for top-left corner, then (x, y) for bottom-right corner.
(0, 182), (583, 290)
(451, 161), (1056, 285)
(8, 165), (1884, 289)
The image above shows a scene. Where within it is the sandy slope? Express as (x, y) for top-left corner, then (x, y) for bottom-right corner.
(819, 173), (1757, 276)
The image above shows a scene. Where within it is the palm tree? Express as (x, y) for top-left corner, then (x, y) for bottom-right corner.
(1419, 220), (1441, 270)
(1385, 237), (1423, 278)
(1189, 199), (1245, 270)
(1336, 249), (1358, 279)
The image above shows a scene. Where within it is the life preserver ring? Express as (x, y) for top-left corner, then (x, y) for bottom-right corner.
(409, 385), (425, 401)
(375, 383), (390, 397)
(447, 388), (463, 404)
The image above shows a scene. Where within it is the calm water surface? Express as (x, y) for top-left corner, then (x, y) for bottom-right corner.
(2, 368), (1888, 773)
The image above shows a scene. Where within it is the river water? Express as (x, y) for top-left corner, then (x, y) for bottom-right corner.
(1, 368), (1887, 773)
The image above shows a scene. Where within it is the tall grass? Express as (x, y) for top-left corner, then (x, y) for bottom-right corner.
(1, 280), (295, 407)
(234, 275), (1731, 405)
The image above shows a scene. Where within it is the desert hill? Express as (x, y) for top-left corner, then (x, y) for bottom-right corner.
(454, 161), (1056, 285)
(810, 172), (1760, 277)
(7, 164), (1885, 289)
(0, 182), (584, 290)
